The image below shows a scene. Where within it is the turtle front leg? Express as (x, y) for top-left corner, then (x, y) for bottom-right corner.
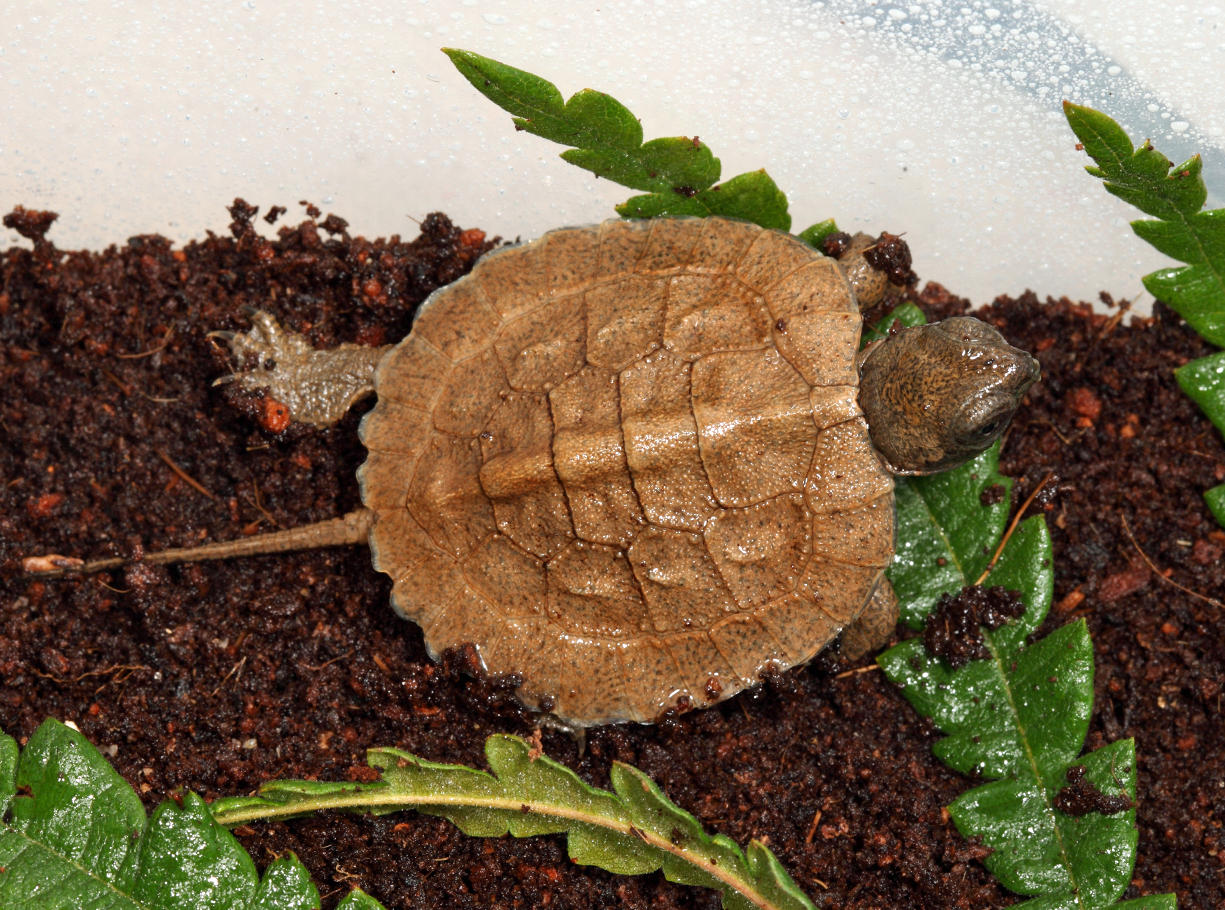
(837, 576), (899, 660)
(212, 311), (391, 428)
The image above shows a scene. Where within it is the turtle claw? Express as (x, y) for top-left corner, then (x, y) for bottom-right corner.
(208, 310), (384, 428)
(210, 310), (317, 392)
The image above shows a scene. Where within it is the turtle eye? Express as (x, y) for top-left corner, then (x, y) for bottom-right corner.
(957, 394), (1015, 445)
(972, 408), (1015, 441)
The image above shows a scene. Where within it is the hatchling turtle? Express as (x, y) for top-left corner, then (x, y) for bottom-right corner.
(26, 217), (1039, 726)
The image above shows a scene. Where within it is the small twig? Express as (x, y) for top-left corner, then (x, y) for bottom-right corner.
(30, 663), (150, 685)
(153, 446), (217, 500)
(136, 392), (182, 404)
(101, 369), (132, 397)
(1120, 514), (1222, 609)
(115, 326), (175, 359)
(244, 479), (280, 529)
(974, 472), (1055, 585)
(302, 650), (354, 672)
(210, 655), (247, 698)
(1094, 290), (1140, 341)
(804, 809), (822, 845)
(834, 664), (881, 679)
(1034, 419), (1087, 447)
(1096, 296), (1133, 340)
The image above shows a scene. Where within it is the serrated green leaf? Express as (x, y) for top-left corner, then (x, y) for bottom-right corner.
(877, 359), (1169, 910)
(559, 89), (644, 150)
(878, 523), (1064, 781)
(615, 190), (712, 220)
(448, 48), (792, 231)
(1066, 102), (1225, 528)
(616, 169), (791, 231)
(887, 442), (1014, 628)
(638, 137), (721, 192)
(1132, 209), (1225, 265)
(561, 148), (659, 192)
(881, 596), (1150, 906)
(563, 136), (719, 195)
(977, 516), (1055, 652)
(953, 739), (1138, 904)
(443, 48), (573, 144)
(7, 718), (148, 892)
(212, 734), (816, 910)
(949, 621), (1093, 783)
(0, 718), (328, 910)
(1065, 101), (1225, 348)
(693, 170), (791, 230)
(1063, 104), (1205, 219)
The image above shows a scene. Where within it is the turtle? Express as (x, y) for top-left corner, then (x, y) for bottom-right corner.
(26, 217), (1039, 727)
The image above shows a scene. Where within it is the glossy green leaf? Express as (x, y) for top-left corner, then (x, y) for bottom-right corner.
(955, 739), (1138, 904)
(796, 219), (839, 250)
(1018, 897), (1178, 910)
(212, 733), (816, 910)
(0, 718), (348, 910)
(860, 301), (927, 346)
(247, 857), (322, 910)
(446, 47), (791, 231)
(881, 498), (1169, 907)
(336, 891), (392, 910)
(1175, 350), (1225, 436)
(881, 519), (1063, 775)
(0, 731), (17, 815)
(887, 443), (1015, 628)
(1206, 483), (1225, 526)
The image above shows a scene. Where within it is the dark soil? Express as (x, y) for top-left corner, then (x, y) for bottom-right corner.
(2, 203), (1222, 909)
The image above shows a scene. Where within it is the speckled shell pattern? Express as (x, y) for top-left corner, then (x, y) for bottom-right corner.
(357, 217), (895, 726)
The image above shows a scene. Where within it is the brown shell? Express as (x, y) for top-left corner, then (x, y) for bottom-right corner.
(357, 217), (894, 725)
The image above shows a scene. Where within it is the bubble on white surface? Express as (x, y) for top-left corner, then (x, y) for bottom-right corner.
(2, 0), (1223, 308)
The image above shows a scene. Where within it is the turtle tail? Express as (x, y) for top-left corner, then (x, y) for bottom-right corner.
(22, 508), (374, 577)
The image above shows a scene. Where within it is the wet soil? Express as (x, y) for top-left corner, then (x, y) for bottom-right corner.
(2, 203), (1222, 908)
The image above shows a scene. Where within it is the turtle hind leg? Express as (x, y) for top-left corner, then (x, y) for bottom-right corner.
(212, 310), (391, 428)
(837, 576), (898, 660)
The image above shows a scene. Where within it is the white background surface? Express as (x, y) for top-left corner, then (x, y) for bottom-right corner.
(3, 0), (1223, 306)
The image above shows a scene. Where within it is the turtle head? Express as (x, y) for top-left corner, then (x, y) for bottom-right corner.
(858, 316), (1040, 475)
